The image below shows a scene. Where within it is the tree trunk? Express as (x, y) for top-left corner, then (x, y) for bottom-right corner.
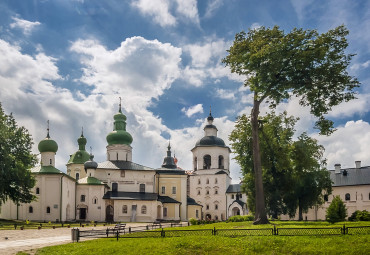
(298, 200), (303, 221)
(251, 97), (269, 225)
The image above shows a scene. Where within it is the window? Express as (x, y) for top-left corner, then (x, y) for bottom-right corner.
(121, 170), (125, 177)
(122, 205), (128, 214)
(172, 187), (176, 195)
(215, 204), (218, 210)
(140, 184), (145, 193)
(206, 204), (209, 210)
(240, 194), (242, 198)
(218, 155), (224, 169)
(206, 190), (209, 195)
(76, 173), (80, 181)
(50, 159), (52, 165)
(194, 157), (197, 170)
(215, 189), (218, 195)
(324, 194), (328, 202)
(36, 187), (40, 194)
(161, 186), (166, 194)
(29, 206), (33, 213)
(93, 198), (98, 204)
(215, 215), (218, 220)
(369, 192), (370, 200)
(163, 207), (168, 217)
(345, 193), (350, 201)
(112, 183), (118, 192)
(203, 155), (211, 169)
(46, 206), (51, 214)
(141, 205), (147, 214)
(196, 210), (199, 218)
(81, 195), (85, 202)
(215, 178), (218, 184)
(198, 179), (201, 185)
(231, 194), (234, 199)
(197, 190), (201, 195)
(206, 178), (209, 184)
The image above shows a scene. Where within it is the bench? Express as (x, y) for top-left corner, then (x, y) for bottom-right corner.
(107, 223), (126, 235)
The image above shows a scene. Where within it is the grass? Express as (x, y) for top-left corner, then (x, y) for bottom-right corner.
(0, 219), (114, 230)
(22, 221), (370, 255)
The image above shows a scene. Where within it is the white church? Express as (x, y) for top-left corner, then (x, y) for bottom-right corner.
(0, 103), (247, 222)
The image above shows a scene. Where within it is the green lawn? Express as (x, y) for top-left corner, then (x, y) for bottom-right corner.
(28, 221), (370, 255)
(0, 219), (113, 230)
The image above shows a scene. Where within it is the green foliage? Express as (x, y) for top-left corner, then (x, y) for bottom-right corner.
(0, 103), (37, 205)
(226, 215), (254, 222)
(326, 196), (347, 223)
(189, 218), (198, 225)
(230, 111), (332, 219)
(348, 210), (370, 221)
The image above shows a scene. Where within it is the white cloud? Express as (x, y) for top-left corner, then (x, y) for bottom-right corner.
(10, 17), (41, 35)
(204, 0), (223, 18)
(131, 0), (200, 27)
(181, 104), (204, 117)
(215, 88), (235, 100)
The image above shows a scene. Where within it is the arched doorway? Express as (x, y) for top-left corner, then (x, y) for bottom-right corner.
(232, 207), (240, 216)
(157, 205), (162, 220)
(106, 205), (114, 222)
(206, 214), (212, 220)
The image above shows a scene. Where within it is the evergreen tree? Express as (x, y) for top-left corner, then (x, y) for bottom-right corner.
(0, 103), (37, 205)
(326, 195), (347, 223)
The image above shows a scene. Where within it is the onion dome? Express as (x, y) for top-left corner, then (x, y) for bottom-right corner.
(161, 142), (177, 169)
(38, 124), (58, 153)
(68, 129), (90, 164)
(84, 154), (98, 171)
(194, 109), (226, 148)
(106, 101), (133, 146)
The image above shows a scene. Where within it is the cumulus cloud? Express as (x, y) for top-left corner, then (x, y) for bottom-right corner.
(131, 0), (199, 27)
(181, 104), (204, 117)
(215, 88), (235, 100)
(204, 0), (223, 18)
(10, 17), (41, 35)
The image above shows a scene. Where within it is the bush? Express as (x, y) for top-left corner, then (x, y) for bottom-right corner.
(348, 210), (370, 221)
(326, 196), (347, 223)
(189, 218), (198, 225)
(226, 215), (254, 222)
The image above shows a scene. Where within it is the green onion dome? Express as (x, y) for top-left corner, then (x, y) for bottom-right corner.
(68, 132), (90, 164)
(38, 131), (58, 153)
(106, 108), (133, 146)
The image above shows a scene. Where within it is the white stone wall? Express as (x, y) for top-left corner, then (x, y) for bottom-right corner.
(76, 184), (106, 222)
(106, 144), (132, 161)
(226, 193), (248, 217)
(192, 146), (230, 172)
(113, 200), (158, 222)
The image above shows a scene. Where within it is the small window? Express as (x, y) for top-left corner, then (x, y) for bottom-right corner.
(196, 210), (199, 218)
(206, 204), (209, 210)
(46, 206), (51, 214)
(76, 173), (80, 181)
(206, 178), (209, 184)
(161, 186), (166, 194)
(240, 194), (242, 198)
(81, 195), (85, 202)
(50, 159), (52, 165)
(197, 190), (200, 195)
(231, 194), (234, 199)
(112, 183), (118, 192)
(215, 215), (218, 220)
(122, 205), (127, 214)
(215, 204), (218, 210)
(203, 155), (211, 169)
(368, 192), (370, 200)
(206, 190), (209, 195)
(198, 179), (201, 185)
(141, 205), (147, 214)
(93, 198), (97, 204)
(218, 155), (224, 169)
(172, 187), (176, 195)
(36, 187), (40, 194)
(163, 207), (168, 217)
(324, 194), (328, 202)
(345, 193), (350, 201)
(29, 206), (33, 213)
(140, 184), (145, 193)
(215, 189), (218, 195)
(121, 170), (125, 177)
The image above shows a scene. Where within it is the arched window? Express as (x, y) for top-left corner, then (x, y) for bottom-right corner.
(345, 193), (350, 201)
(141, 205), (147, 214)
(163, 207), (168, 217)
(46, 206), (51, 214)
(215, 204), (218, 210)
(215, 215), (218, 220)
(194, 157), (198, 170)
(231, 194), (234, 199)
(218, 155), (224, 169)
(76, 173), (80, 181)
(36, 187), (40, 194)
(203, 155), (211, 169)
(29, 206), (33, 213)
(215, 189), (218, 195)
(81, 195), (85, 202)
(324, 194), (328, 202)
(197, 190), (200, 195)
(122, 205), (128, 214)
(93, 197), (98, 204)
(206, 204), (209, 210)
(206, 190), (209, 195)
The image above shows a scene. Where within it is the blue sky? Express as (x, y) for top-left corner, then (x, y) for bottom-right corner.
(1, 0), (370, 182)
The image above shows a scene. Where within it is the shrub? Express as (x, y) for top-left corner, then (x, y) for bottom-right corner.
(348, 210), (370, 221)
(326, 195), (347, 223)
(226, 215), (254, 222)
(189, 218), (198, 225)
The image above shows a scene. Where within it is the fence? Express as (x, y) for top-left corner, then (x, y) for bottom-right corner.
(73, 224), (370, 242)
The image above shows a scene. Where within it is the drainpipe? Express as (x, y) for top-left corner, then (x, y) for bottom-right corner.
(75, 180), (77, 220)
(60, 175), (64, 222)
(16, 202), (19, 220)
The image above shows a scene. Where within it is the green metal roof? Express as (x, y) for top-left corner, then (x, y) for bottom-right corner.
(38, 137), (58, 153)
(31, 165), (63, 174)
(78, 176), (106, 185)
(106, 108), (133, 146)
(68, 150), (90, 164)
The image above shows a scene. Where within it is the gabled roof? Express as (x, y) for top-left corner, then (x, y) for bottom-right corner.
(103, 191), (158, 200)
(229, 199), (246, 209)
(98, 161), (154, 171)
(31, 165), (63, 174)
(187, 196), (202, 206)
(78, 176), (108, 187)
(329, 167), (370, 186)
(226, 184), (242, 193)
(158, 196), (181, 204)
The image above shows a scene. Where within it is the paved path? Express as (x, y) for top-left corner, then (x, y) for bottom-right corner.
(0, 223), (150, 255)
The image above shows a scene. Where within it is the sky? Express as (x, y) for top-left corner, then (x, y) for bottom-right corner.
(1, 0), (370, 183)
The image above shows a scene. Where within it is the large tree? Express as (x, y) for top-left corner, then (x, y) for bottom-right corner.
(0, 103), (37, 205)
(230, 112), (332, 220)
(223, 25), (359, 224)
